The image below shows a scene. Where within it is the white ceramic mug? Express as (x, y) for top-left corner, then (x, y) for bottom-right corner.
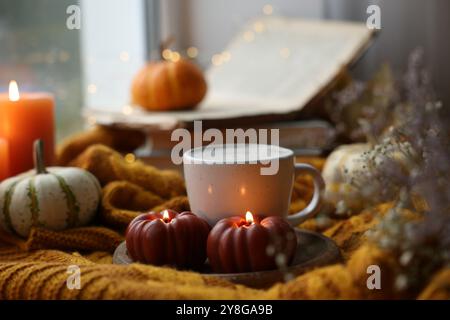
(183, 144), (325, 226)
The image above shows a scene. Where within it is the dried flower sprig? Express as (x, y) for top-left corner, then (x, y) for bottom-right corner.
(328, 64), (400, 143)
(358, 48), (450, 293)
(349, 138), (417, 207)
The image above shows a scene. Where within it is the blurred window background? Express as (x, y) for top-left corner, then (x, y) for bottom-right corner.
(0, 0), (83, 140)
(0, 0), (153, 140)
(0, 0), (448, 139)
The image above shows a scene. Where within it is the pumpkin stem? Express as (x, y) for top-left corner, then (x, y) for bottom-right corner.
(159, 36), (175, 60)
(33, 139), (48, 174)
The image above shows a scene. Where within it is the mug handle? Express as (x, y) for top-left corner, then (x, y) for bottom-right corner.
(286, 163), (325, 226)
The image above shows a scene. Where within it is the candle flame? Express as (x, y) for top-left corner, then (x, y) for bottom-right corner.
(162, 210), (170, 222)
(245, 211), (254, 224)
(9, 81), (20, 102)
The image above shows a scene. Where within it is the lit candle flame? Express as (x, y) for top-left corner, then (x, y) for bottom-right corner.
(245, 211), (254, 225)
(162, 210), (170, 222)
(9, 81), (20, 102)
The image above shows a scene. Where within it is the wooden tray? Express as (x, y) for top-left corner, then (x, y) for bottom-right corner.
(113, 229), (341, 288)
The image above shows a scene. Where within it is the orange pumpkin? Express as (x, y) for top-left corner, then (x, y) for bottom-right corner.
(131, 58), (207, 111)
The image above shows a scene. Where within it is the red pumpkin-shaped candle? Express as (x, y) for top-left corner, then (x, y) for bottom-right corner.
(207, 212), (297, 273)
(126, 210), (210, 269)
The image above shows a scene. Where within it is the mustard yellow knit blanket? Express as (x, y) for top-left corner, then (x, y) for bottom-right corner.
(0, 142), (447, 299)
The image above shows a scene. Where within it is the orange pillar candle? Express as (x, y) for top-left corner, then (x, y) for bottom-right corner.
(0, 137), (8, 181)
(0, 81), (55, 176)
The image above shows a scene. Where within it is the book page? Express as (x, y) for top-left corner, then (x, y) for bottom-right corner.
(84, 17), (374, 127)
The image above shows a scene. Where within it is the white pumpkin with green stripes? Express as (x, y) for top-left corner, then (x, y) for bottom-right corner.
(0, 140), (101, 237)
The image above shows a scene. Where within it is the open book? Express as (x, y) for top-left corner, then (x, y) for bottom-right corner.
(84, 17), (374, 129)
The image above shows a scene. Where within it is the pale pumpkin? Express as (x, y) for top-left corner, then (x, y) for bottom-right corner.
(322, 142), (414, 214)
(0, 140), (101, 237)
(131, 58), (207, 111)
(322, 143), (370, 214)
